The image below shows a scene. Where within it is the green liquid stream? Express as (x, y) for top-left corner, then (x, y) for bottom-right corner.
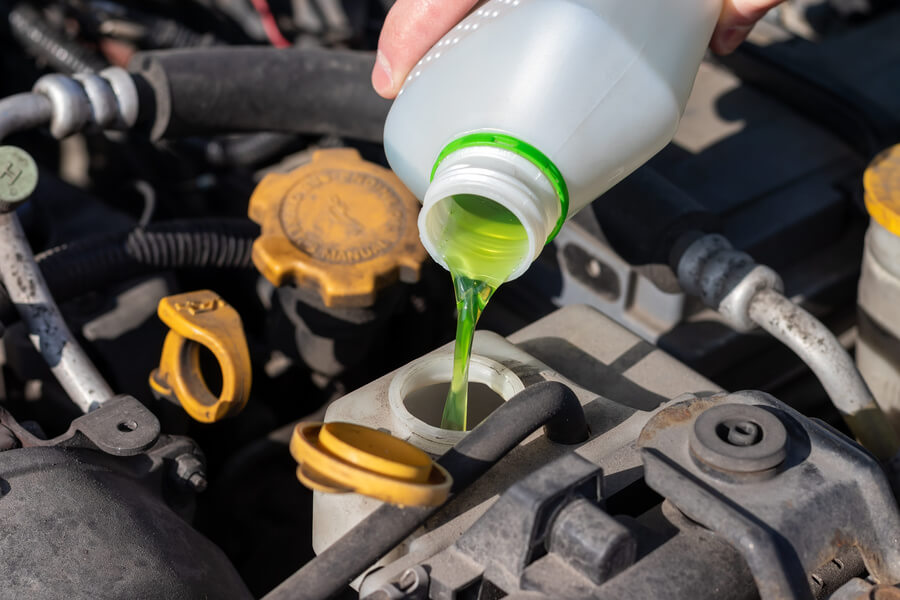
(437, 194), (529, 431)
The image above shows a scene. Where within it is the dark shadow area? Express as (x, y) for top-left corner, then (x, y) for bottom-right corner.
(517, 337), (667, 411)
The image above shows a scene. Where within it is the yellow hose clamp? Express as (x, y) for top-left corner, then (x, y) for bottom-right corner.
(290, 421), (452, 507)
(149, 290), (252, 423)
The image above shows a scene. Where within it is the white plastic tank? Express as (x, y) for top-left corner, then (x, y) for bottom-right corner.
(384, 0), (723, 280)
(857, 145), (900, 433)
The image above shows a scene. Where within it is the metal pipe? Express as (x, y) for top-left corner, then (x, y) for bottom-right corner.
(0, 94), (53, 141)
(748, 288), (899, 459)
(0, 98), (114, 412)
(676, 233), (900, 460)
(0, 213), (113, 412)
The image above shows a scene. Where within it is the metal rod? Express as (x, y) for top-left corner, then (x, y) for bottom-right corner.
(0, 213), (113, 411)
(748, 288), (899, 459)
(0, 93), (53, 141)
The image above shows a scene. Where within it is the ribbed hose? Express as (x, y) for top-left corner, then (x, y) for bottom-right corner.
(263, 381), (589, 600)
(0, 219), (259, 324)
(131, 47), (391, 143)
(9, 4), (107, 74)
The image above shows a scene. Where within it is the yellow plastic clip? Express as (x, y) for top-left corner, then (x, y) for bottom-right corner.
(149, 290), (252, 423)
(290, 422), (452, 507)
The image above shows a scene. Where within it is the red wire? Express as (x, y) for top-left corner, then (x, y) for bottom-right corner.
(249, 0), (292, 48)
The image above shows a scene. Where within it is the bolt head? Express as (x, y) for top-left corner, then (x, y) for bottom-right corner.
(689, 403), (788, 475)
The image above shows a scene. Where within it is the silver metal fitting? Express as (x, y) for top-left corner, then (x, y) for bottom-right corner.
(33, 74), (92, 139)
(676, 233), (783, 332)
(33, 67), (138, 139)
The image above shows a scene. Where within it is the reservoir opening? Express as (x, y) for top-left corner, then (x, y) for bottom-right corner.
(404, 382), (505, 431)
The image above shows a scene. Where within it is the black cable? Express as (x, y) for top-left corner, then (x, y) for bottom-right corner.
(262, 381), (589, 600)
(0, 218), (259, 324)
(9, 3), (107, 74)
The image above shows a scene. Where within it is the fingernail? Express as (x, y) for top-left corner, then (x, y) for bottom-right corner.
(715, 24), (753, 54)
(372, 50), (394, 97)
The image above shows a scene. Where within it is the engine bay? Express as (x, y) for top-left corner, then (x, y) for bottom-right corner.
(1, 1), (900, 598)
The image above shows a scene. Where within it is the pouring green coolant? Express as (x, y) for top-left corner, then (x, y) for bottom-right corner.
(436, 194), (529, 431)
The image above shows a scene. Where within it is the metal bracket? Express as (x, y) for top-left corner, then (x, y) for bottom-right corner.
(638, 391), (900, 600)
(0, 394), (159, 456)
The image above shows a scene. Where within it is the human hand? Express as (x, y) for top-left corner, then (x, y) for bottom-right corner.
(372, 0), (786, 99)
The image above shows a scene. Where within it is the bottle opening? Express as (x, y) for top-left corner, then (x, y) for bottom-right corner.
(425, 193), (530, 288)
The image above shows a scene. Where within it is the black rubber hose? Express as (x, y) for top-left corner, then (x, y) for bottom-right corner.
(591, 166), (720, 267)
(129, 47), (391, 143)
(0, 219), (259, 324)
(263, 381), (589, 600)
(204, 132), (300, 168)
(9, 4), (107, 74)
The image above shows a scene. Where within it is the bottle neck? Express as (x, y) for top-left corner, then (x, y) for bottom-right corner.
(419, 146), (560, 285)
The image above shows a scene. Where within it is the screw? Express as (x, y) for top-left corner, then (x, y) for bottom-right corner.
(188, 472), (208, 493)
(725, 420), (762, 447)
(174, 453), (208, 493)
(0, 146), (38, 205)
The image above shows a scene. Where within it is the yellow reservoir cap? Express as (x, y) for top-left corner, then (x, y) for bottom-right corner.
(249, 148), (427, 308)
(865, 144), (900, 236)
(149, 290), (252, 423)
(290, 422), (451, 507)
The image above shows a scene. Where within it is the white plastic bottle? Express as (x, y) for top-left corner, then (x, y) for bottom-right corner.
(383, 0), (723, 282)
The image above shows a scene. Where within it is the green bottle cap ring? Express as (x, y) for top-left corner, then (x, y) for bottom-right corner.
(430, 133), (569, 244)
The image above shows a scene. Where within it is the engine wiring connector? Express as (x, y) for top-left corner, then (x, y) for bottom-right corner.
(150, 290), (252, 423)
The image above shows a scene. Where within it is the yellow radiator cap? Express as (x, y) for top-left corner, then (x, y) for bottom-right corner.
(865, 144), (900, 236)
(290, 421), (451, 507)
(249, 148), (427, 308)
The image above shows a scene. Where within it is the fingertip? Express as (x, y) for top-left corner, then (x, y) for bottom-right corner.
(372, 49), (397, 99)
(710, 24), (753, 54)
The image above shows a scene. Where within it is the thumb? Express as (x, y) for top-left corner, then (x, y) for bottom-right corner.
(373, 0), (479, 99)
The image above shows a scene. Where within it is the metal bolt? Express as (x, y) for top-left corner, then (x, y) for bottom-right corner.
(0, 146), (38, 205)
(188, 472), (208, 493)
(174, 453), (208, 492)
(723, 420), (762, 447)
(690, 403), (788, 475)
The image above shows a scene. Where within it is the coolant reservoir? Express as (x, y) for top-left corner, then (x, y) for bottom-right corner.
(858, 145), (900, 433)
(383, 0), (723, 281)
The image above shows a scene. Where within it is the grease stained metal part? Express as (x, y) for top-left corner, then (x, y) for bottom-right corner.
(248, 148), (427, 308)
(638, 391), (900, 600)
(0, 210), (114, 412)
(150, 290), (252, 423)
(0, 146), (38, 203)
